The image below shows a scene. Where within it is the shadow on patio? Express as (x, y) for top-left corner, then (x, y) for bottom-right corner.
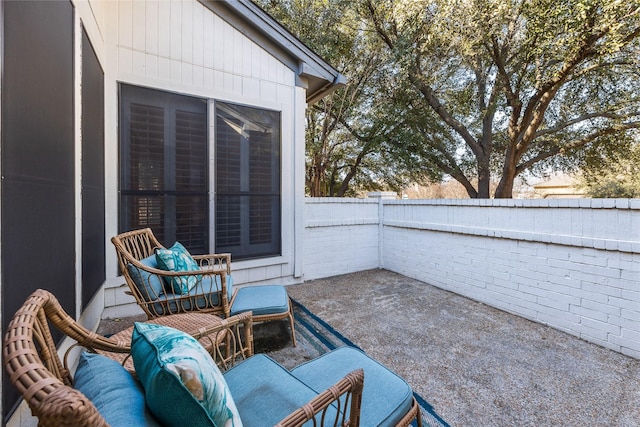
(99, 269), (640, 427)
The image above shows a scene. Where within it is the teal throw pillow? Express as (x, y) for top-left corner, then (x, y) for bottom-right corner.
(74, 352), (162, 427)
(155, 241), (201, 294)
(131, 322), (243, 427)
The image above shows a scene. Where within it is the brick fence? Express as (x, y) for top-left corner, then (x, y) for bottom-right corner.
(304, 195), (640, 359)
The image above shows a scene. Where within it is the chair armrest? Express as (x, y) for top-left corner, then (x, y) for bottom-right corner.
(121, 259), (232, 318)
(275, 369), (364, 427)
(35, 292), (133, 370)
(192, 311), (254, 371)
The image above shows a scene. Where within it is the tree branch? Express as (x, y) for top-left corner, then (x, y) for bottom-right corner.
(411, 123), (478, 198)
(516, 121), (640, 174)
(534, 111), (640, 138)
(491, 36), (518, 108)
(567, 59), (638, 81)
(515, 25), (610, 154)
(407, 64), (485, 158)
(364, 0), (395, 50)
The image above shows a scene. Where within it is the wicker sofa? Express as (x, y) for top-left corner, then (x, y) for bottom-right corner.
(4, 290), (422, 426)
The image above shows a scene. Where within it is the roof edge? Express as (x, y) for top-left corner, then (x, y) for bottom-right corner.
(198, 0), (346, 103)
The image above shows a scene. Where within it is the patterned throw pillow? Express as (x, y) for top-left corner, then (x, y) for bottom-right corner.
(131, 322), (243, 427)
(155, 242), (201, 294)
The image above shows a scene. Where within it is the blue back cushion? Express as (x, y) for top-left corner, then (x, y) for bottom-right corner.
(126, 254), (164, 301)
(74, 352), (161, 427)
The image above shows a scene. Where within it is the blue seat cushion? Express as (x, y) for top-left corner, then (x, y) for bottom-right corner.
(151, 275), (234, 316)
(230, 285), (289, 316)
(73, 352), (162, 427)
(224, 354), (336, 426)
(126, 255), (165, 302)
(291, 347), (414, 427)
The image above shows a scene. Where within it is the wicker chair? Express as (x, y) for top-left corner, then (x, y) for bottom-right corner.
(3, 289), (363, 427)
(112, 228), (296, 345)
(111, 228), (232, 318)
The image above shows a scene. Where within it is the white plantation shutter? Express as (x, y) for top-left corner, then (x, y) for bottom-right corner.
(120, 85), (208, 254)
(215, 102), (281, 259)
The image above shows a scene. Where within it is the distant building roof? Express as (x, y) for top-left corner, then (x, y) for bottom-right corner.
(533, 174), (585, 198)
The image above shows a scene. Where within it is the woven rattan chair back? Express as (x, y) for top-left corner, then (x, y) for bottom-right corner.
(112, 227), (163, 263)
(3, 289), (131, 426)
(111, 228), (232, 319)
(3, 289), (257, 427)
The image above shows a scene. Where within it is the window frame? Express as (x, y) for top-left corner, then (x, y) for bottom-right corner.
(213, 100), (282, 260)
(118, 84), (209, 254)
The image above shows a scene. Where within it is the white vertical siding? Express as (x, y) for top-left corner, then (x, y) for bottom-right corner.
(114, 0), (295, 100)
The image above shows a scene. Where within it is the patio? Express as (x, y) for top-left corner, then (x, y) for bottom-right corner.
(3, 1), (639, 425)
(98, 269), (640, 427)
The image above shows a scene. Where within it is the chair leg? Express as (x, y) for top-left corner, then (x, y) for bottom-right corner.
(288, 301), (297, 347)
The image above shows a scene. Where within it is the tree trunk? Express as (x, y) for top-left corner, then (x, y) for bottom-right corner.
(494, 153), (517, 198)
(307, 164), (325, 197)
(494, 174), (514, 198)
(476, 159), (491, 198)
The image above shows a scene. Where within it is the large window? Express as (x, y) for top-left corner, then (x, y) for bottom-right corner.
(119, 85), (208, 254)
(215, 102), (281, 260)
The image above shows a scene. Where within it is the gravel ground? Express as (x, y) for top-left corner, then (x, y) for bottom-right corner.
(285, 269), (640, 427)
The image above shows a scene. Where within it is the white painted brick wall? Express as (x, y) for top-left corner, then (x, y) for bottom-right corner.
(304, 197), (639, 359)
(303, 198), (380, 280)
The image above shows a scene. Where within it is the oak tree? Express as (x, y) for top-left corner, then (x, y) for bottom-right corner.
(362, 0), (640, 198)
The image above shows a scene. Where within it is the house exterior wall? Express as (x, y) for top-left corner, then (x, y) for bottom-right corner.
(303, 197), (640, 360)
(3, 0), (320, 421)
(100, 0), (307, 316)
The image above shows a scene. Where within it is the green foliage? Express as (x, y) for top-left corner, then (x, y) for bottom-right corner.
(257, 0), (640, 198)
(579, 137), (640, 197)
(362, 0), (640, 198)
(257, 0), (399, 196)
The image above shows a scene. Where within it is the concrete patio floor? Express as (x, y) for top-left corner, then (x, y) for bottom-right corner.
(284, 269), (640, 427)
(97, 269), (640, 426)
